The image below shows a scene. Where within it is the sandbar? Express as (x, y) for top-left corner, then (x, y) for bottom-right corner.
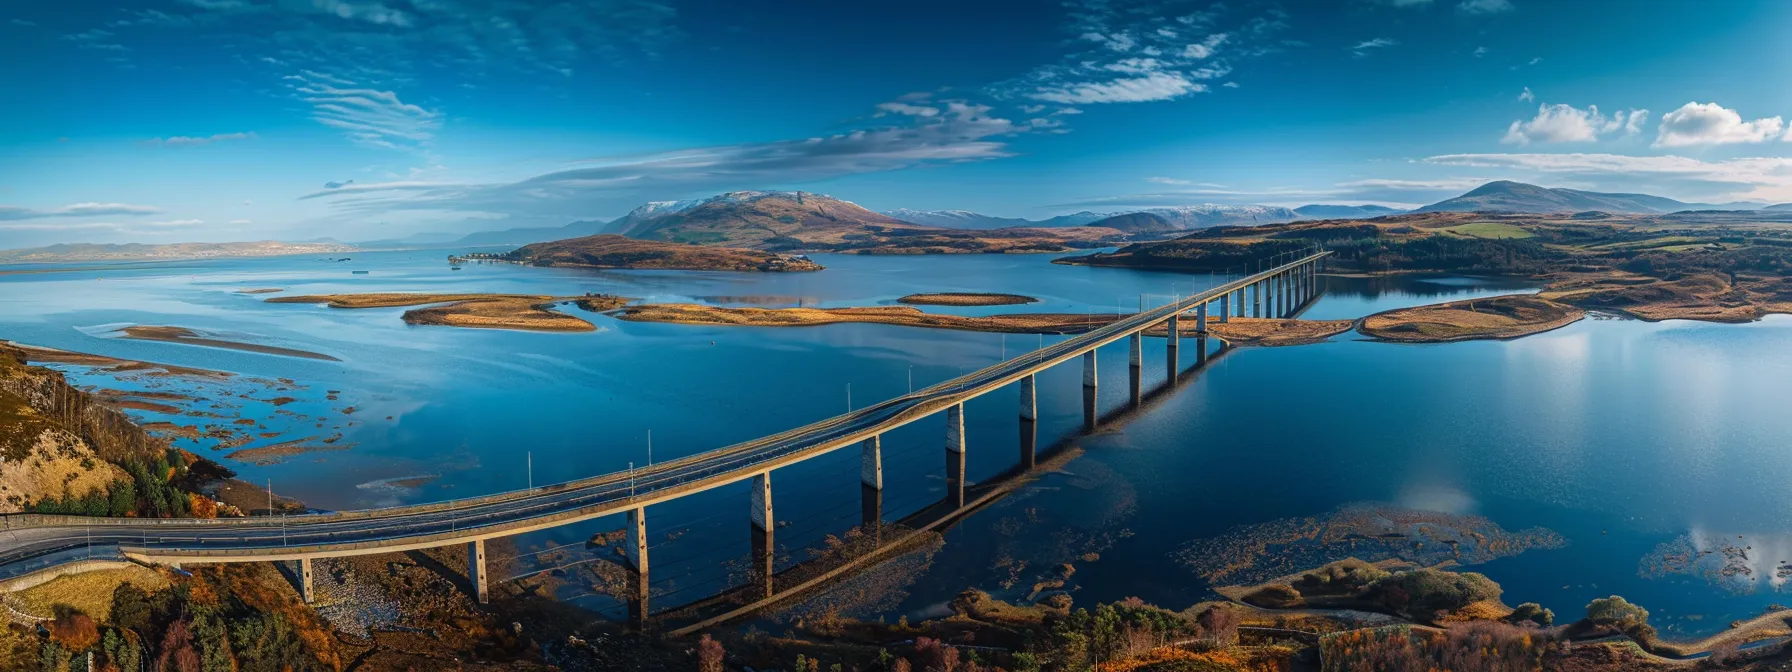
(268, 292), (598, 332)
(1358, 294), (1584, 342)
(896, 292), (1039, 306)
(1205, 318), (1355, 346)
(117, 325), (341, 361)
(616, 303), (1116, 334)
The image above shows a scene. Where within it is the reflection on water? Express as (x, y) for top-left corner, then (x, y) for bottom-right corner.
(4, 254), (1791, 635)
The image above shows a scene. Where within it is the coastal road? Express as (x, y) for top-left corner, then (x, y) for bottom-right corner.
(0, 252), (1330, 580)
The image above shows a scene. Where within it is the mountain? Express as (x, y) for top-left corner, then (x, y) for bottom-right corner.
(1418, 181), (1704, 214)
(1084, 212), (1181, 234)
(1764, 203), (1792, 211)
(1132, 204), (1301, 228)
(882, 209), (1034, 229)
(612, 190), (925, 249)
(1294, 204), (1407, 219)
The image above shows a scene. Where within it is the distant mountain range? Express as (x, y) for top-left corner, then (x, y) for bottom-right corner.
(880, 209), (1113, 229)
(0, 241), (355, 263)
(1416, 180), (1761, 215)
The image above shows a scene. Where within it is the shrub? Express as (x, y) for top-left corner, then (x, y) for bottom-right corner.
(1585, 595), (1649, 628)
(913, 637), (958, 672)
(1293, 558), (1389, 596)
(1367, 569), (1501, 620)
(1504, 602), (1554, 627)
(1195, 605), (1241, 649)
(49, 606), (100, 652)
(1241, 584), (1304, 609)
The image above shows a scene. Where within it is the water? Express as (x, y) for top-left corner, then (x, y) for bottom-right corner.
(1, 251), (1787, 636)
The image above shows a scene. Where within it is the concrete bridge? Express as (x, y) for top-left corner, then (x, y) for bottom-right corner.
(0, 250), (1331, 625)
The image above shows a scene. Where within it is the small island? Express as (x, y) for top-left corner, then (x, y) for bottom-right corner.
(116, 325), (341, 361)
(615, 303), (1112, 333)
(1205, 317), (1355, 346)
(896, 292), (1038, 306)
(267, 293), (601, 332)
(501, 234), (823, 272)
(1358, 294), (1585, 342)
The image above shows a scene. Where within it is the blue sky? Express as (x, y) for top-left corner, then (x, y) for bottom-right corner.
(5, 0), (1792, 247)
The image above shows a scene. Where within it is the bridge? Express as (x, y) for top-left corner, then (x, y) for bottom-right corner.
(1, 250), (1331, 627)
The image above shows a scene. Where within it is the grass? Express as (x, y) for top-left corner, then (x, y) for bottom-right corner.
(1584, 235), (1704, 251)
(1443, 222), (1534, 239)
(14, 566), (169, 621)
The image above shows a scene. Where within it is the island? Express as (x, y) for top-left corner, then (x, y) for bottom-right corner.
(267, 293), (604, 332)
(1357, 294), (1585, 342)
(1206, 317), (1355, 346)
(614, 303), (1114, 333)
(896, 292), (1039, 306)
(499, 234), (823, 272)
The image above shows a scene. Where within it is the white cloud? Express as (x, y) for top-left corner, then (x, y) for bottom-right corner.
(1518, 87), (1533, 102)
(875, 102), (941, 117)
(1473, 46), (1488, 57)
(1351, 38), (1397, 57)
(1654, 102), (1785, 148)
(289, 71), (439, 151)
(147, 219), (204, 226)
(1502, 103), (1647, 145)
(1031, 71), (1204, 104)
(229, 219), (253, 224)
(1182, 33), (1228, 59)
(0, 203), (162, 220)
(147, 132), (257, 147)
(1336, 177), (1494, 191)
(1458, 0), (1515, 14)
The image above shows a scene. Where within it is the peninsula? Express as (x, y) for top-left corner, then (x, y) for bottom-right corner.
(116, 325), (341, 361)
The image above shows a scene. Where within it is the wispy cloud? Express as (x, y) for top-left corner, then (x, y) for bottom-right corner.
(1350, 38), (1397, 58)
(287, 71), (439, 151)
(301, 102), (1029, 217)
(146, 132), (258, 147)
(0, 203), (163, 221)
(62, 28), (128, 52)
(1458, 0), (1515, 15)
(1654, 102), (1786, 148)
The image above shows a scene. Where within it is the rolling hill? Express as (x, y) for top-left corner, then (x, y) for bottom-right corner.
(1418, 181), (1705, 215)
(502, 234), (821, 271)
(609, 191), (924, 249)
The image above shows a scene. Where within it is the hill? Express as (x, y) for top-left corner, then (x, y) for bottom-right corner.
(1418, 181), (1699, 214)
(1295, 204), (1406, 219)
(502, 234), (821, 271)
(1084, 212), (1181, 234)
(610, 191), (925, 249)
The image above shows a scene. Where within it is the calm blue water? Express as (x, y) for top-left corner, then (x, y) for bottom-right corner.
(1, 251), (1786, 637)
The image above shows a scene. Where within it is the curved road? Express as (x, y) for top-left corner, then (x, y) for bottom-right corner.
(0, 253), (1329, 581)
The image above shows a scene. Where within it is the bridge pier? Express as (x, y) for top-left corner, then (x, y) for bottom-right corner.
(1127, 333), (1142, 406)
(1081, 351), (1098, 432)
(468, 539), (487, 605)
(1196, 335), (1209, 366)
(861, 437), (882, 539)
(299, 558), (314, 604)
(1219, 293), (1230, 324)
(945, 403), (967, 507)
(1236, 288), (1245, 318)
(1196, 302), (1208, 333)
(1253, 281), (1262, 317)
(750, 473), (774, 598)
(1019, 374), (1037, 469)
(626, 507), (648, 626)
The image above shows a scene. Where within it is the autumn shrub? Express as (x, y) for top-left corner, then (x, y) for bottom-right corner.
(1366, 568), (1501, 620)
(1292, 558), (1388, 597)
(1504, 602), (1554, 627)
(1320, 622), (1560, 672)
(1241, 584), (1303, 609)
(48, 606), (100, 652)
(697, 634), (725, 672)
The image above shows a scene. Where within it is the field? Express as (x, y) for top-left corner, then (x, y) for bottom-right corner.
(1443, 221), (1533, 239)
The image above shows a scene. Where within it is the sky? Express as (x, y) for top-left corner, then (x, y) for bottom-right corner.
(5, 0), (1792, 247)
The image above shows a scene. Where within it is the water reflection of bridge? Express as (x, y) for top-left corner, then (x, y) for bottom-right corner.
(0, 251), (1331, 630)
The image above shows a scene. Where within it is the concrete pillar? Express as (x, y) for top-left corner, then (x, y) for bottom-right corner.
(626, 507), (648, 625)
(299, 558), (314, 604)
(1196, 336), (1209, 366)
(1127, 333), (1142, 407)
(1167, 314), (1181, 349)
(467, 539), (487, 605)
(1081, 351), (1098, 432)
(1196, 302), (1208, 333)
(1019, 374), (1037, 469)
(1253, 282), (1262, 317)
(1236, 289), (1245, 318)
(749, 473), (773, 598)
(945, 403), (966, 508)
(860, 436), (882, 540)
(1219, 293), (1230, 323)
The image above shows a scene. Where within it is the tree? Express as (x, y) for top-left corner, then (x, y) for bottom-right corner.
(696, 634), (724, 672)
(1585, 595), (1649, 629)
(48, 606), (100, 652)
(1505, 602), (1554, 627)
